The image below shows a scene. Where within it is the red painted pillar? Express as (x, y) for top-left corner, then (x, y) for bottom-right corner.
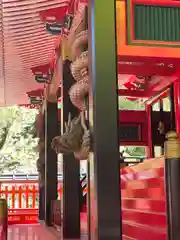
(174, 79), (180, 134)
(146, 103), (153, 158)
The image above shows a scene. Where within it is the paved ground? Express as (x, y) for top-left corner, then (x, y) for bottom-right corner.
(8, 214), (88, 240)
(8, 224), (58, 240)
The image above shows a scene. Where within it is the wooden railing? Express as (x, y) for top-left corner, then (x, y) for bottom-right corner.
(0, 174), (87, 224)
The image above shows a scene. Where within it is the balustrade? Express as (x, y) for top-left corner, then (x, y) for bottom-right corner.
(0, 174), (87, 224)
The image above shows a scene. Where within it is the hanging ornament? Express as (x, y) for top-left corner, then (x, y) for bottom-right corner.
(29, 96), (42, 105)
(158, 121), (165, 135)
(35, 73), (49, 83)
(46, 22), (63, 35)
(64, 14), (74, 32)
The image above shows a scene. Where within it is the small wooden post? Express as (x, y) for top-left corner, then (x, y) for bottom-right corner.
(0, 199), (8, 240)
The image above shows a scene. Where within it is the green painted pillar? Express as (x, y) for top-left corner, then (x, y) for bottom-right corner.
(88, 0), (122, 239)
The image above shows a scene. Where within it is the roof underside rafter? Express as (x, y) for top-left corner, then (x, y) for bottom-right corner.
(0, 0), (70, 106)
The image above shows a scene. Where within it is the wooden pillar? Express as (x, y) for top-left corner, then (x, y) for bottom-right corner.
(170, 85), (176, 131)
(173, 80), (180, 133)
(62, 59), (81, 238)
(36, 107), (46, 221)
(39, 186), (45, 220)
(44, 99), (59, 226)
(88, 0), (122, 239)
(164, 131), (180, 240)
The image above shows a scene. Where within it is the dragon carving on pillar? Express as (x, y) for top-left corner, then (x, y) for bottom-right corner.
(51, 5), (90, 160)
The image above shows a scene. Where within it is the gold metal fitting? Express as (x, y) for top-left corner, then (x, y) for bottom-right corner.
(164, 131), (180, 159)
(166, 131), (179, 140)
(61, 37), (72, 61)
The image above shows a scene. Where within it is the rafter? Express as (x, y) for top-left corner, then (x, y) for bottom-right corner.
(0, 0), (70, 106)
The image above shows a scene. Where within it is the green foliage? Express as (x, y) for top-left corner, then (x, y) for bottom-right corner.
(124, 146), (145, 157)
(119, 97), (146, 157)
(0, 97), (146, 175)
(119, 96), (145, 110)
(0, 106), (38, 174)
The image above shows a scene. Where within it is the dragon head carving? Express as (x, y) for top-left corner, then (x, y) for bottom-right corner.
(52, 113), (84, 154)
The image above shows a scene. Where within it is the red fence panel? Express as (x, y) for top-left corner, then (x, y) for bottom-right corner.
(0, 180), (63, 224)
(0, 178), (87, 224)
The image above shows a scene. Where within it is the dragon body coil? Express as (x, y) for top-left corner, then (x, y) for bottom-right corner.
(68, 6), (89, 111)
(51, 5), (90, 160)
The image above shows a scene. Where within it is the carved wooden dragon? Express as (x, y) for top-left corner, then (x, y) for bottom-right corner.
(52, 5), (90, 160)
(52, 112), (90, 160)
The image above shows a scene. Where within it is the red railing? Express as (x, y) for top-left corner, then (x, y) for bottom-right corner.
(0, 178), (87, 224)
(0, 180), (63, 224)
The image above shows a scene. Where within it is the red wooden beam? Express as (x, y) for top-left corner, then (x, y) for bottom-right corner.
(26, 89), (44, 97)
(133, 0), (180, 7)
(118, 89), (158, 98)
(118, 62), (176, 76)
(117, 55), (180, 65)
(39, 6), (68, 23)
(146, 89), (170, 105)
(31, 64), (50, 75)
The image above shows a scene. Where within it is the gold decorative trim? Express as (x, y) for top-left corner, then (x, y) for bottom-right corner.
(61, 37), (72, 61)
